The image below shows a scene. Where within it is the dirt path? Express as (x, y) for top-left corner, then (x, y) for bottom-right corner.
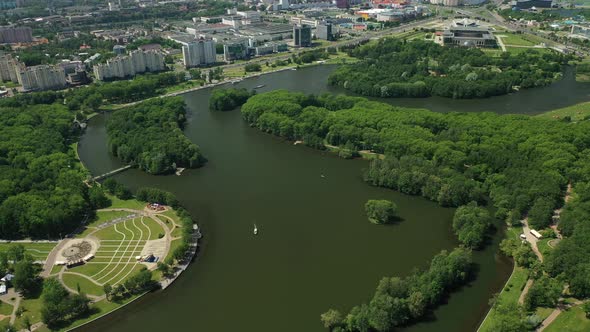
(538, 308), (562, 331)
(9, 295), (20, 325)
(41, 238), (69, 278)
(519, 279), (534, 305)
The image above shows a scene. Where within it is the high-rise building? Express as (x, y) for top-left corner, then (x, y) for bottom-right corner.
(0, 54), (20, 83)
(293, 24), (312, 47)
(17, 65), (66, 91)
(316, 23), (334, 41)
(182, 39), (216, 68)
(0, 0), (17, 10)
(93, 49), (165, 80)
(223, 41), (248, 61)
(279, 0), (289, 9)
(0, 26), (32, 43)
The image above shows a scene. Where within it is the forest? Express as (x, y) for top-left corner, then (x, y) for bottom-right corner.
(241, 90), (590, 322)
(107, 97), (204, 175)
(209, 88), (255, 112)
(328, 39), (570, 99)
(0, 103), (92, 239)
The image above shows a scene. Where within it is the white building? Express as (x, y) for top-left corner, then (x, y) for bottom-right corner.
(182, 39), (216, 68)
(236, 11), (261, 22)
(93, 49), (165, 80)
(17, 65), (66, 91)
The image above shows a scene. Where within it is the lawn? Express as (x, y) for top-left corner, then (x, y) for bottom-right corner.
(505, 47), (553, 55)
(536, 101), (590, 121)
(0, 242), (57, 261)
(499, 33), (536, 46)
(105, 194), (146, 211)
(479, 268), (529, 332)
(86, 211), (136, 228)
(536, 307), (555, 321)
(0, 301), (13, 316)
(545, 305), (590, 332)
(538, 238), (554, 258)
(14, 296), (44, 327)
(50, 264), (63, 275)
(62, 273), (104, 297)
(139, 217), (166, 240)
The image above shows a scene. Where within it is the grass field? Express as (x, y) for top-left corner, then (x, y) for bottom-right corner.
(0, 301), (13, 316)
(0, 242), (57, 261)
(62, 273), (104, 296)
(505, 47), (553, 55)
(67, 216), (164, 289)
(499, 33), (536, 46)
(545, 305), (590, 332)
(14, 297), (44, 328)
(105, 195), (147, 211)
(538, 238), (554, 258)
(479, 267), (529, 332)
(536, 101), (590, 121)
(86, 211), (136, 228)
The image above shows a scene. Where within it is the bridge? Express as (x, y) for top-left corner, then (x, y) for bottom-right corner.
(91, 165), (132, 182)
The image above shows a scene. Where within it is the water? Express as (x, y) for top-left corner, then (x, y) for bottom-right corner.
(77, 65), (589, 332)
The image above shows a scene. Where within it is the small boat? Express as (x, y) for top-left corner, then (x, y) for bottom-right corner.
(253, 224), (258, 235)
(320, 174), (325, 178)
(254, 84), (265, 89)
(291, 68), (297, 71)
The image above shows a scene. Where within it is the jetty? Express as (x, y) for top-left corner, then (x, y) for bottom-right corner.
(91, 165), (132, 181)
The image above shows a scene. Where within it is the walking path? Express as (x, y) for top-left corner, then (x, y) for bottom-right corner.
(41, 239), (69, 277)
(496, 35), (507, 52)
(518, 279), (534, 305)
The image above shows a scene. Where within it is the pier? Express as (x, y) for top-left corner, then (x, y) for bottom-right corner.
(91, 165), (132, 182)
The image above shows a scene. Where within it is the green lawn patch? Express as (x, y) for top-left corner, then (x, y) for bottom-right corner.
(536, 101), (590, 122)
(0, 242), (56, 261)
(62, 273), (104, 297)
(505, 47), (553, 55)
(50, 264), (63, 275)
(0, 301), (13, 316)
(86, 211), (136, 228)
(500, 33), (536, 46)
(479, 265), (529, 332)
(545, 305), (590, 332)
(138, 217), (166, 240)
(15, 297), (44, 327)
(536, 307), (555, 321)
(538, 238), (554, 258)
(54, 295), (141, 332)
(105, 195), (146, 211)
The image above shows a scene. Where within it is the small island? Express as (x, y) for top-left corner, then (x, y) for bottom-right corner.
(365, 199), (398, 224)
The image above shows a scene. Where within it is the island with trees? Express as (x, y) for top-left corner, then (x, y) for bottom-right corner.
(364, 199), (397, 224)
(328, 39), (569, 99)
(241, 89), (590, 330)
(107, 97), (205, 175)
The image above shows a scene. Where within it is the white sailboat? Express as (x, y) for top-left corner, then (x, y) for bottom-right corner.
(253, 224), (258, 235)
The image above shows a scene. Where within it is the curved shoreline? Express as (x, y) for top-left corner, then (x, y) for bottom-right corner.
(61, 145), (203, 332)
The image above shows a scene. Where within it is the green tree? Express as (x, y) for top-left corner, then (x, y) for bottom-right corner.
(320, 309), (343, 330)
(452, 202), (491, 249)
(364, 199), (397, 224)
(103, 283), (112, 301)
(13, 259), (40, 298)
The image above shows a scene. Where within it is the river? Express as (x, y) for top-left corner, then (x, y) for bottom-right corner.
(76, 65), (589, 332)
